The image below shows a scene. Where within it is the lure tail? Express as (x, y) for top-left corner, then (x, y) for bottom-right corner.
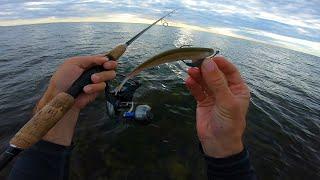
(114, 71), (140, 94)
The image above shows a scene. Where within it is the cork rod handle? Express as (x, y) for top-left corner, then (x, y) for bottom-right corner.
(9, 44), (127, 150)
(105, 43), (127, 60)
(9, 92), (75, 149)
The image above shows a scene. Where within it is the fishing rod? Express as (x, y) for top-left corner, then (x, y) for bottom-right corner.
(0, 9), (177, 171)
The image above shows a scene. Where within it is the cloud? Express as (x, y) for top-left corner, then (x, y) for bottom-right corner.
(24, 1), (63, 6)
(0, 0), (319, 56)
(240, 28), (320, 56)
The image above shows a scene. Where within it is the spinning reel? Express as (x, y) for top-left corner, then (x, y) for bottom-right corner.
(105, 76), (153, 124)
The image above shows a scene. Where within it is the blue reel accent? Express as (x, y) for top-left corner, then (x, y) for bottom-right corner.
(123, 111), (135, 120)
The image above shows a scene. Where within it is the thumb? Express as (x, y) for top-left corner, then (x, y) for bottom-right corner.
(201, 58), (232, 102)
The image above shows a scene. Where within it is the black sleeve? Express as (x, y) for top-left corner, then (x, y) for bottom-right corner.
(204, 147), (257, 180)
(8, 140), (73, 180)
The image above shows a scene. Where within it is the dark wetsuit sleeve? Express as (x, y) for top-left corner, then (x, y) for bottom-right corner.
(8, 140), (72, 180)
(204, 147), (257, 180)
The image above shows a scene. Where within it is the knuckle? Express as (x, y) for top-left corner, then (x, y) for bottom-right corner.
(107, 62), (116, 69)
(243, 84), (251, 98)
(110, 70), (116, 78)
(208, 75), (226, 89)
(95, 83), (106, 91)
(113, 62), (118, 68)
(109, 61), (118, 68)
(64, 58), (74, 65)
(66, 56), (80, 62)
(64, 56), (86, 67)
(228, 100), (239, 109)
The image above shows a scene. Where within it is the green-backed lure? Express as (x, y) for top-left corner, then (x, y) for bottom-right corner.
(115, 47), (218, 93)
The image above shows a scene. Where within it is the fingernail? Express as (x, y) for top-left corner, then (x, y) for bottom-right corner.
(84, 86), (92, 92)
(186, 77), (194, 85)
(104, 62), (112, 69)
(105, 57), (109, 61)
(92, 74), (100, 81)
(203, 58), (215, 72)
(187, 67), (198, 74)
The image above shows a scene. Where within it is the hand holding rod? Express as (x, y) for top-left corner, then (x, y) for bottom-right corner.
(0, 9), (177, 171)
(0, 44), (127, 171)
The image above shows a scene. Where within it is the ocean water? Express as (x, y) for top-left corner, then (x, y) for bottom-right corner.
(0, 22), (319, 180)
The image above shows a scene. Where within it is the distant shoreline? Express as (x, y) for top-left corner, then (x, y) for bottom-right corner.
(0, 20), (319, 58)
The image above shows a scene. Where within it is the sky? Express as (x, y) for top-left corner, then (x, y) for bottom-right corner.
(0, 0), (319, 56)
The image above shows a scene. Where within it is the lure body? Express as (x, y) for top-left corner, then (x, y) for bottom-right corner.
(115, 47), (215, 93)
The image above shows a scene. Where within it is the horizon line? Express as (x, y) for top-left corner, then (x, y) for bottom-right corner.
(1, 16), (319, 58)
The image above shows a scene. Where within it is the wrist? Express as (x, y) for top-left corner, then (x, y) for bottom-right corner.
(201, 139), (244, 158)
(42, 107), (80, 146)
(34, 86), (59, 113)
(35, 85), (81, 112)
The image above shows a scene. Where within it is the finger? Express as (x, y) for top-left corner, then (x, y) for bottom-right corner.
(188, 67), (214, 97)
(187, 67), (202, 83)
(185, 77), (206, 102)
(91, 70), (116, 83)
(213, 56), (243, 85)
(83, 82), (106, 94)
(201, 58), (232, 102)
(103, 61), (117, 70)
(69, 56), (109, 69)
